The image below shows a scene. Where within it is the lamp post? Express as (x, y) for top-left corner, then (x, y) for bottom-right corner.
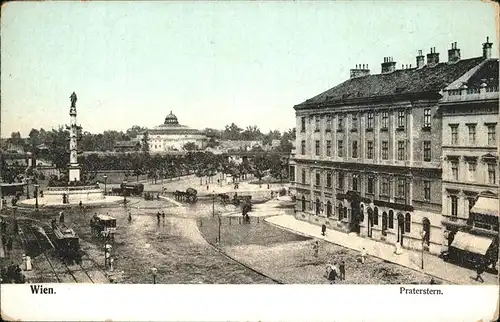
(420, 230), (425, 270)
(218, 214), (221, 245)
(122, 179), (127, 205)
(26, 177), (30, 199)
(212, 190), (215, 218)
(103, 174), (108, 196)
(34, 184), (39, 209)
(151, 267), (157, 284)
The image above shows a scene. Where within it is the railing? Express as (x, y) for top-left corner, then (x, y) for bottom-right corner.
(47, 185), (100, 191)
(442, 86), (499, 102)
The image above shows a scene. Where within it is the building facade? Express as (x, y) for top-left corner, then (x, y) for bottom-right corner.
(291, 41), (490, 254)
(440, 45), (499, 261)
(143, 111), (207, 153)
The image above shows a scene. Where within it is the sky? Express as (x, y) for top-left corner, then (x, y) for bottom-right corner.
(1, 1), (498, 138)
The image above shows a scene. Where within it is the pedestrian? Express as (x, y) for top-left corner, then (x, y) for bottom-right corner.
(360, 247), (366, 264)
(430, 277), (436, 285)
(162, 212), (165, 221)
(321, 224), (327, 236)
(339, 261), (345, 281)
(59, 211), (64, 223)
(271, 191), (274, 199)
(267, 184), (270, 189)
(128, 213), (132, 222)
(328, 263), (337, 284)
(157, 212), (161, 223)
(206, 185), (209, 191)
(6, 238), (13, 253)
(79, 200), (83, 208)
(312, 241), (319, 257)
(474, 262), (485, 283)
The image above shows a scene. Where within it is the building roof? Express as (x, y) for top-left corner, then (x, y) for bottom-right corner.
(147, 111), (205, 136)
(445, 58), (498, 90)
(114, 140), (140, 148)
(295, 56), (485, 109)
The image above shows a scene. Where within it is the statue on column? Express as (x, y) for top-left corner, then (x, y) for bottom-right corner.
(70, 92), (77, 107)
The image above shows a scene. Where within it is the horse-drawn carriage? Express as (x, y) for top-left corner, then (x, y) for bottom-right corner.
(173, 188), (198, 203)
(90, 214), (117, 239)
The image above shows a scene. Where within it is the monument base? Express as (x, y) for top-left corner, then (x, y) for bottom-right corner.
(69, 167), (81, 182)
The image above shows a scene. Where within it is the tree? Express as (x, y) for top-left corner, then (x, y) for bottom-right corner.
(223, 123), (243, 140)
(241, 125), (263, 141)
(141, 132), (150, 154)
(183, 142), (197, 151)
(7, 131), (25, 149)
(126, 125), (147, 139)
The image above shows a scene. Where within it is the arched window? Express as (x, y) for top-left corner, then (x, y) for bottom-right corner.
(388, 210), (394, 229)
(338, 202), (343, 220)
(367, 207), (374, 227)
(301, 196), (306, 211)
(315, 198), (321, 215)
(360, 204), (365, 222)
(382, 212), (388, 236)
(373, 207), (379, 225)
(326, 201), (332, 218)
(405, 213), (411, 233)
(422, 217), (430, 245)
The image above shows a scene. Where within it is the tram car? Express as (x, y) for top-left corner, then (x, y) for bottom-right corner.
(51, 223), (80, 260)
(120, 182), (144, 196)
(90, 214), (117, 239)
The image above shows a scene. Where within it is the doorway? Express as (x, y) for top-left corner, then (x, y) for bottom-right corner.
(326, 201), (332, 218)
(367, 208), (373, 237)
(315, 198), (321, 216)
(350, 201), (361, 234)
(397, 213), (405, 246)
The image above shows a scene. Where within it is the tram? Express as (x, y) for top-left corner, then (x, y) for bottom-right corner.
(120, 182), (144, 196)
(51, 223), (80, 260)
(90, 214), (117, 239)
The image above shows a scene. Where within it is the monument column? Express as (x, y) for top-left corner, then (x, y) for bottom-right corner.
(68, 92), (81, 182)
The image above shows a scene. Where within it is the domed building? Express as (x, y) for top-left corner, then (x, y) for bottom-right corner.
(143, 111), (207, 153)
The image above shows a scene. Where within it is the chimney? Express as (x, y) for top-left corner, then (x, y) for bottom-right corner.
(426, 47), (440, 66)
(447, 42), (461, 63)
(416, 50), (425, 68)
(381, 57), (396, 73)
(350, 64), (370, 78)
(483, 37), (493, 59)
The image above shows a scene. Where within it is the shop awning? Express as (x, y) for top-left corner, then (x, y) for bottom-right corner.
(471, 197), (499, 217)
(451, 231), (494, 255)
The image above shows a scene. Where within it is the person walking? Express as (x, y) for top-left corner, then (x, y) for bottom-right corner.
(474, 262), (485, 283)
(59, 211), (64, 223)
(162, 212), (165, 222)
(328, 262), (338, 284)
(321, 224), (327, 236)
(339, 261), (345, 281)
(156, 212), (161, 223)
(128, 213), (132, 222)
(312, 241), (319, 257)
(360, 247), (366, 264)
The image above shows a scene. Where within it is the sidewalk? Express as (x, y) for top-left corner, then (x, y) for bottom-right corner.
(266, 214), (498, 285)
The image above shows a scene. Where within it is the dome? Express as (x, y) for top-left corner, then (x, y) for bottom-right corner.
(164, 111), (179, 125)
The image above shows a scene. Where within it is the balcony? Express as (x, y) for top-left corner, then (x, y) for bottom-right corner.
(441, 86), (499, 103)
(441, 214), (469, 229)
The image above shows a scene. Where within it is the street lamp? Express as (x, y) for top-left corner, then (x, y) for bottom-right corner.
(420, 230), (426, 270)
(103, 174), (108, 196)
(122, 179), (128, 205)
(218, 214), (221, 245)
(212, 190), (215, 218)
(26, 177), (30, 199)
(151, 267), (158, 284)
(34, 184), (39, 209)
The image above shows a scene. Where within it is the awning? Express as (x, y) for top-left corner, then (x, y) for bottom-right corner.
(451, 231), (494, 255)
(471, 197), (499, 217)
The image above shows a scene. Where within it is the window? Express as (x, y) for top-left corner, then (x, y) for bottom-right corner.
(315, 172), (321, 186)
(337, 202), (343, 220)
(450, 125), (458, 145)
(381, 177), (389, 196)
(404, 213), (411, 233)
(300, 117), (306, 132)
(337, 172), (344, 190)
(326, 140), (332, 157)
(381, 111), (389, 129)
(367, 112), (374, 129)
(423, 180), (431, 201)
(397, 141), (406, 161)
(325, 115), (332, 131)
(338, 140), (343, 157)
(423, 141), (431, 162)
(468, 162), (476, 181)
(367, 177), (374, 194)
(367, 141), (373, 159)
(373, 208), (379, 226)
(315, 140), (320, 156)
(326, 172), (332, 188)
(337, 116), (344, 131)
(450, 195), (458, 218)
(352, 173), (359, 191)
(468, 198), (476, 215)
(487, 124), (496, 145)
(451, 161), (458, 180)
(290, 166), (295, 182)
(423, 108), (431, 128)
(315, 116), (320, 132)
(301, 140), (306, 155)
(352, 141), (358, 158)
(352, 115), (358, 131)
(397, 178), (406, 198)
(397, 110), (405, 128)
(468, 124), (476, 144)
(381, 141), (389, 160)
(301, 169), (306, 184)
(488, 164), (496, 184)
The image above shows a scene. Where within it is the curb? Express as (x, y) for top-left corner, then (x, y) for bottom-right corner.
(194, 220), (285, 284)
(264, 217), (454, 285)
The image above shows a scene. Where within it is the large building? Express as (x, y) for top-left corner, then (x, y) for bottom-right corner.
(440, 39), (498, 260)
(290, 39), (494, 254)
(143, 111), (207, 153)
